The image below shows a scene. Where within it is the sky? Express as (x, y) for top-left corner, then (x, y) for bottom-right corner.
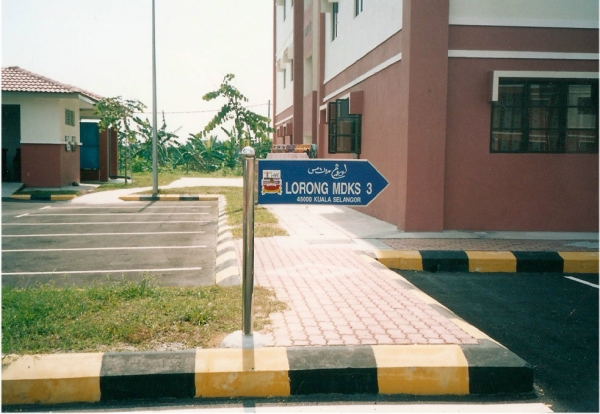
(1, 0), (274, 141)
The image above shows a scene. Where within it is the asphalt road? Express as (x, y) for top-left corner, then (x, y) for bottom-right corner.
(397, 270), (599, 413)
(1, 200), (219, 288)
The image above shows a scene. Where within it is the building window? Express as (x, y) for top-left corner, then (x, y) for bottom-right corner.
(328, 98), (361, 154)
(491, 79), (598, 153)
(65, 109), (75, 127)
(290, 59), (294, 82)
(283, 68), (287, 89)
(331, 2), (339, 41)
(355, 0), (363, 16)
(283, 0), (286, 20)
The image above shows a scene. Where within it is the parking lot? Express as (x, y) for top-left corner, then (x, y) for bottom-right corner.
(1, 200), (218, 288)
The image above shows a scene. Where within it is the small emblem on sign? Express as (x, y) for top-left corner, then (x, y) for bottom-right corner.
(261, 170), (282, 195)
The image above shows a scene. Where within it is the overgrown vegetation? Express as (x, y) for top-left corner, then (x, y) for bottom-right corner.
(93, 73), (273, 181)
(2, 278), (286, 354)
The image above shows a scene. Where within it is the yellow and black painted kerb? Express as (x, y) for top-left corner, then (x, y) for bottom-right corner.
(375, 250), (599, 274)
(119, 195), (220, 202)
(8, 194), (77, 201)
(2, 343), (533, 406)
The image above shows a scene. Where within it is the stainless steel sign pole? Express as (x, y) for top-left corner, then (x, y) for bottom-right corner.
(241, 146), (255, 335)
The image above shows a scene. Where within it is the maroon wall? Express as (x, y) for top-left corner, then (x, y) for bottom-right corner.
(61, 145), (80, 186)
(22, 143), (79, 187)
(99, 129), (109, 182)
(110, 128), (118, 177)
(445, 56), (599, 231)
(21, 144), (60, 187)
(399, 0), (449, 231)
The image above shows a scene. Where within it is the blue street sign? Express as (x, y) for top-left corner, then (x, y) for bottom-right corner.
(257, 159), (388, 206)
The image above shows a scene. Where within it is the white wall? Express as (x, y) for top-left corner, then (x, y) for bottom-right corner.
(1, 93), (81, 145)
(449, 0), (599, 28)
(324, 0), (402, 83)
(275, 0), (295, 116)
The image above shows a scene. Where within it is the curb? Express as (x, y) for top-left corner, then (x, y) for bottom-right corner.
(6, 194), (77, 201)
(2, 342), (532, 405)
(375, 250), (599, 273)
(119, 194), (220, 201)
(215, 195), (241, 286)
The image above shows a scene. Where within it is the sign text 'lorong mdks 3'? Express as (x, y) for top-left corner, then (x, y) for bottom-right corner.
(257, 159), (388, 206)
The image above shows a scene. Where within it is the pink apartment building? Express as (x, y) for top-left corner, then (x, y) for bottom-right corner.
(273, 0), (599, 232)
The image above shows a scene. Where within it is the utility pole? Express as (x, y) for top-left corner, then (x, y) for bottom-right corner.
(151, 0), (158, 194)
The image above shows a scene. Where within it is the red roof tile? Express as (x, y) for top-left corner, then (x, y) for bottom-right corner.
(1, 66), (102, 101)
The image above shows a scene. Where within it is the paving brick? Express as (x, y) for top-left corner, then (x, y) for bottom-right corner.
(322, 330), (341, 340)
(340, 335), (361, 345)
(245, 239), (477, 348)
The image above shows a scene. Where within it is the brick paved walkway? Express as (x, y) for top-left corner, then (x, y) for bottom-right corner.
(242, 238), (478, 347)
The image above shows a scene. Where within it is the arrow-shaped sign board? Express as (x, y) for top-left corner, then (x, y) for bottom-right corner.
(257, 159), (388, 206)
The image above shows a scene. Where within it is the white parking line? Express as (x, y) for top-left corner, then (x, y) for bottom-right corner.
(3, 245), (206, 253)
(3, 267), (203, 276)
(2, 231), (206, 237)
(15, 213), (29, 218)
(43, 205), (211, 209)
(3, 221), (209, 225)
(565, 276), (599, 288)
(32, 213), (209, 216)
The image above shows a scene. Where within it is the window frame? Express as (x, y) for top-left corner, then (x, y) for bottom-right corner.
(331, 2), (339, 41)
(65, 109), (75, 127)
(328, 98), (362, 154)
(490, 78), (598, 154)
(355, 0), (363, 17)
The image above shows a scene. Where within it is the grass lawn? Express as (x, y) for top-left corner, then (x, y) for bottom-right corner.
(2, 278), (286, 354)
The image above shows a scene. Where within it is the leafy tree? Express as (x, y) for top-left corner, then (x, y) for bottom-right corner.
(201, 74), (273, 164)
(94, 96), (146, 183)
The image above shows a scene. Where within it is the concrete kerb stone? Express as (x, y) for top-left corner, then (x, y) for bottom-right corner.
(215, 194), (242, 286)
(2, 343), (533, 406)
(375, 249), (599, 274)
(119, 194), (219, 202)
(7, 194), (77, 201)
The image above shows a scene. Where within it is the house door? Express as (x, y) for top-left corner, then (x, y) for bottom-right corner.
(80, 122), (99, 169)
(2, 105), (21, 182)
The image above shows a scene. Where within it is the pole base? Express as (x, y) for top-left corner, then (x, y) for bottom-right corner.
(220, 330), (272, 349)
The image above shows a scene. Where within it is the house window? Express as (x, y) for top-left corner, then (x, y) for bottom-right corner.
(332, 2), (339, 41)
(491, 79), (598, 153)
(283, 0), (286, 20)
(328, 98), (361, 154)
(283, 68), (287, 89)
(355, 0), (363, 16)
(65, 109), (75, 127)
